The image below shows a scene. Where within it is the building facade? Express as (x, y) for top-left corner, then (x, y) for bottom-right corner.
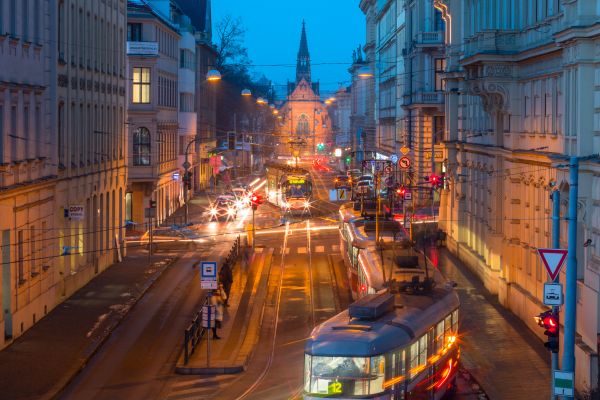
(126, 0), (181, 227)
(436, 0), (600, 392)
(53, 0), (128, 310)
(0, 0), (56, 348)
(174, 0), (217, 191)
(278, 22), (331, 157)
(400, 0), (446, 203)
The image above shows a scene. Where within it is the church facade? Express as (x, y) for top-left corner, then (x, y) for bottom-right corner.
(278, 22), (331, 157)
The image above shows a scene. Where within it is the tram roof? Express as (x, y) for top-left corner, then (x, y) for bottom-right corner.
(305, 288), (459, 357)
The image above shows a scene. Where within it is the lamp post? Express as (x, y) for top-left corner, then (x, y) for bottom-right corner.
(183, 136), (200, 225)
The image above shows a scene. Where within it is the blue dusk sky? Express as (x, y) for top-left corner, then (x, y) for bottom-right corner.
(212, 0), (366, 99)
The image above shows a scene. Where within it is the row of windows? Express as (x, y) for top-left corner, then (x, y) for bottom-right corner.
(57, 101), (124, 168)
(466, 0), (560, 34)
(0, 96), (43, 164)
(132, 127), (178, 166)
(180, 49), (195, 70)
(58, 1), (125, 76)
(157, 27), (177, 59)
(158, 75), (177, 108)
(179, 93), (194, 113)
(522, 76), (562, 135)
(0, 0), (41, 43)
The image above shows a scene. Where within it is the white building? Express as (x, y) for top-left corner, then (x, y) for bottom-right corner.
(436, 0), (600, 393)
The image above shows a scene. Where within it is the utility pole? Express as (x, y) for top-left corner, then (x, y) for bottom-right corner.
(551, 189), (560, 400)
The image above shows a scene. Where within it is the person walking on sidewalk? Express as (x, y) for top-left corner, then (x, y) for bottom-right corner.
(219, 263), (233, 305)
(210, 290), (224, 339)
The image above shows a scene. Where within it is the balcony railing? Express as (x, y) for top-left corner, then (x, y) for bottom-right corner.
(415, 31), (443, 45)
(464, 30), (518, 58)
(407, 92), (444, 105)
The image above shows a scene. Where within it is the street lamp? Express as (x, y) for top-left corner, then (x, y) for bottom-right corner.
(241, 88), (252, 96)
(182, 136), (201, 225)
(206, 69), (222, 82)
(256, 97), (267, 105)
(357, 66), (374, 78)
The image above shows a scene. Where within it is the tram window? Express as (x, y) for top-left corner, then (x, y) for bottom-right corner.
(435, 321), (444, 352)
(409, 335), (428, 378)
(306, 355), (385, 396)
(452, 309), (459, 331)
(304, 354), (311, 393)
(444, 315), (452, 335)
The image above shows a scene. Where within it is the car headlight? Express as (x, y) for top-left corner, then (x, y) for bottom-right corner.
(209, 208), (217, 215)
(303, 200), (310, 208)
(235, 201), (243, 209)
(227, 208), (235, 216)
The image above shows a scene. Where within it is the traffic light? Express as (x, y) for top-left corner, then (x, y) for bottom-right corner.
(345, 155), (351, 164)
(396, 186), (406, 196)
(183, 171), (192, 190)
(426, 174), (444, 188)
(250, 192), (262, 210)
(317, 143), (325, 151)
(536, 310), (559, 353)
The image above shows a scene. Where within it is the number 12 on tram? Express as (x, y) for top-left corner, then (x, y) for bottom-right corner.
(303, 292), (460, 399)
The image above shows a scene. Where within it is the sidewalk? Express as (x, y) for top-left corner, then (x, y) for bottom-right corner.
(436, 247), (551, 400)
(0, 249), (177, 400)
(176, 246), (274, 374)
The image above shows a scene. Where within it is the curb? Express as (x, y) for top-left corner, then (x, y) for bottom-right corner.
(47, 256), (179, 400)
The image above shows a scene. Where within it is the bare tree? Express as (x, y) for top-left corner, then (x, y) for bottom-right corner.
(215, 15), (251, 71)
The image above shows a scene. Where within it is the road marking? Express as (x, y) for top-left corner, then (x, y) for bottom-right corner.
(315, 245), (325, 253)
(331, 244), (339, 252)
(297, 246), (307, 254)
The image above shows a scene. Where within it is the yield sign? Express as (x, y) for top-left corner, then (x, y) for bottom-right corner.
(538, 248), (568, 281)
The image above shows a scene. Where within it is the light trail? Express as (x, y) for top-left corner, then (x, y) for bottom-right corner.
(248, 177), (260, 187)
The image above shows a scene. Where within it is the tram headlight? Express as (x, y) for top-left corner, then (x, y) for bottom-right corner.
(303, 200), (310, 209)
(227, 207), (236, 216)
(209, 208), (217, 216)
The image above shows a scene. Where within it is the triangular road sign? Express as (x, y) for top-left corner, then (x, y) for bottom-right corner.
(538, 248), (568, 281)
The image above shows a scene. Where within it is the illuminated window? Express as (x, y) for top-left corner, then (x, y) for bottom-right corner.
(297, 114), (310, 135)
(133, 127), (151, 165)
(132, 67), (150, 104)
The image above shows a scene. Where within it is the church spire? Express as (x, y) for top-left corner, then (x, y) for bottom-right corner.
(296, 20), (311, 84)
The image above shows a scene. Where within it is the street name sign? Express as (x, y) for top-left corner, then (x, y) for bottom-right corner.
(543, 282), (563, 306)
(201, 261), (218, 289)
(553, 370), (574, 396)
(538, 248), (568, 281)
(399, 156), (411, 170)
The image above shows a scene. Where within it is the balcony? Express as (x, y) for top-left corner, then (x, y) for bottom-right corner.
(404, 92), (444, 108)
(415, 31), (444, 47)
(463, 30), (519, 60)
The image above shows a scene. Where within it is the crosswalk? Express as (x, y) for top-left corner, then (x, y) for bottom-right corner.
(165, 375), (239, 400)
(277, 244), (339, 255)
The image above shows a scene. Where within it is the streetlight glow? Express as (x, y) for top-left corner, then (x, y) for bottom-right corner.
(241, 88), (252, 96)
(206, 69), (222, 81)
(357, 66), (374, 78)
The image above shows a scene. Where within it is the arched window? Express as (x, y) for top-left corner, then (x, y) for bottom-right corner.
(296, 114), (310, 135)
(133, 127), (151, 165)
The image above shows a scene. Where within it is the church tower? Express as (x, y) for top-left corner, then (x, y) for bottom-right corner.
(296, 20), (311, 84)
(288, 20), (319, 95)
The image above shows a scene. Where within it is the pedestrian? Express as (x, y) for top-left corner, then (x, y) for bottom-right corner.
(219, 262), (233, 305)
(218, 282), (228, 307)
(210, 290), (224, 339)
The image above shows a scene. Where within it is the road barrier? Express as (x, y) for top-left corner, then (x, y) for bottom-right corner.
(182, 235), (241, 365)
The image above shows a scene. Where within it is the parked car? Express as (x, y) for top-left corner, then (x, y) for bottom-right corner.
(207, 195), (237, 221)
(355, 181), (372, 197)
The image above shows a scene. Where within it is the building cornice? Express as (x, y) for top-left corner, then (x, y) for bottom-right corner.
(553, 21), (600, 43)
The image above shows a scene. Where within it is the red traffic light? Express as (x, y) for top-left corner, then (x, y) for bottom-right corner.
(396, 187), (406, 196)
(543, 314), (559, 336)
(250, 193), (262, 206)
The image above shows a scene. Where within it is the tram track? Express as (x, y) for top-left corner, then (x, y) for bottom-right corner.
(233, 221), (291, 400)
